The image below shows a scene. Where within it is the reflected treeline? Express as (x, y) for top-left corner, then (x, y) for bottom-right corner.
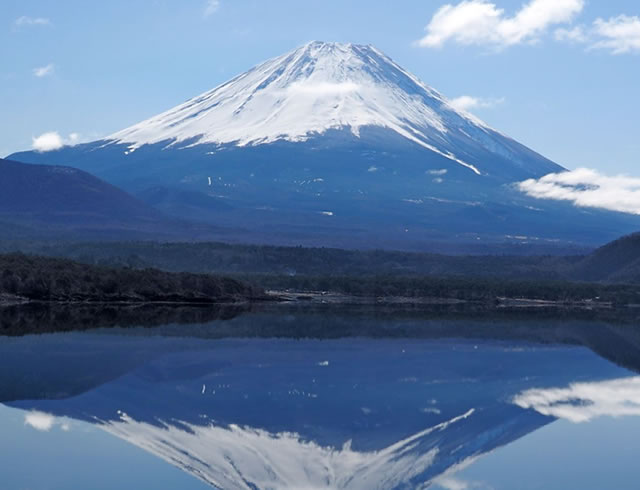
(5, 301), (640, 336)
(0, 303), (249, 336)
(3, 302), (640, 375)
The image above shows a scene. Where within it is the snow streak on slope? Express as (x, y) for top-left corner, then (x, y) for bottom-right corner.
(109, 42), (494, 174)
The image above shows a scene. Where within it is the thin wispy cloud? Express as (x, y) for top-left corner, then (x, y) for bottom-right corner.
(448, 95), (505, 112)
(416, 0), (584, 49)
(591, 15), (640, 54)
(286, 81), (360, 97)
(33, 63), (54, 78)
(554, 25), (588, 43)
(518, 168), (640, 215)
(204, 0), (221, 18)
(555, 16), (640, 53)
(15, 16), (51, 27)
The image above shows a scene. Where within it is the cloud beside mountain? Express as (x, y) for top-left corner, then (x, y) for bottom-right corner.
(32, 132), (82, 152)
(518, 168), (640, 215)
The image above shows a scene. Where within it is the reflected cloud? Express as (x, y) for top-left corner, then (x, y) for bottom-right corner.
(436, 477), (470, 490)
(434, 476), (492, 490)
(24, 411), (56, 431)
(514, 376), (640, 423)
(24, 410), (72, 432)
(431, 454), (495, 490)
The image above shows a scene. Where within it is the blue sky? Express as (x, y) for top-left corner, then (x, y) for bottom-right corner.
(2, 0), (639, 175)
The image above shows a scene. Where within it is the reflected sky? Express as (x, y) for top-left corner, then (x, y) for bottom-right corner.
(1, 331), (640, 489)
(0, 404), (207, 490)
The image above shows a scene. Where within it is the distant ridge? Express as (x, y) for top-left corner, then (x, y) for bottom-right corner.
(573, 232), (640, 283)
(0, 158), (185, 239)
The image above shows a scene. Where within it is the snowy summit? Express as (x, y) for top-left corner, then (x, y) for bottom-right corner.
(109, 41), (512, 174)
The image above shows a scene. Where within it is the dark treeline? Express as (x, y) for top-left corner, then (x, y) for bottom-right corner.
(0, 240), (582, 280)
(0, 253), (263, 303)
(0, 303), (248, 336)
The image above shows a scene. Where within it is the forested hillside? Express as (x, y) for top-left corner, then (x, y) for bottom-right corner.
(0, 254), (261, 303)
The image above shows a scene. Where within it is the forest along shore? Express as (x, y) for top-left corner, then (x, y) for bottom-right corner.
(0, 253), (264, 304)
(1, 253), (639, 308)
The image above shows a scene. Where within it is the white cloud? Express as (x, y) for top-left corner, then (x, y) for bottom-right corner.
(32, 131), (63, 151)
(417, 0), (585, 49)
(514, 376), (640, 423)
(204, 0), (221, 17)
(33, 63), (54, 78)
(448, 95), (505, 112)
(591, 15), (640, 54)
(15, 16), (51, 26)
(518, 168), (640, 215)
(24, 411), (56, 431)
(32, 131), (82, 152)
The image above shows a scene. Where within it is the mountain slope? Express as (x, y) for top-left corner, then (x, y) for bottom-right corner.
(0, 158), (161, 223)
(9, 42), (640, 248)
(0, 158), (189, 239)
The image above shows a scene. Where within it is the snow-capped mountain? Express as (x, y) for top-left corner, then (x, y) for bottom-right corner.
(10, 41), (640, 248)
(108, 41), (541, 177)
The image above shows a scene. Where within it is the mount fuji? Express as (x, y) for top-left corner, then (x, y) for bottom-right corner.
(10, 41), (640, 249)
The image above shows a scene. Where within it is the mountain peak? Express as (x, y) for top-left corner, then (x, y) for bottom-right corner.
(107, 41), (491, 172)
(297, 40), (373, 52)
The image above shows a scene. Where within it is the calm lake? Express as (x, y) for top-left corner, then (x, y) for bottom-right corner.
(1, 305), (640, 489)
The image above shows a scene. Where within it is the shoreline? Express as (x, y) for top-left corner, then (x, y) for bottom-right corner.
(0, 290), (619, 309)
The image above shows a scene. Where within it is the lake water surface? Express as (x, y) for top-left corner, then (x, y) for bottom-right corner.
(1, 305), (640, 489)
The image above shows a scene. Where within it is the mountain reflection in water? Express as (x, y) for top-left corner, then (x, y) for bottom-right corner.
(2, 314), (637, 490)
